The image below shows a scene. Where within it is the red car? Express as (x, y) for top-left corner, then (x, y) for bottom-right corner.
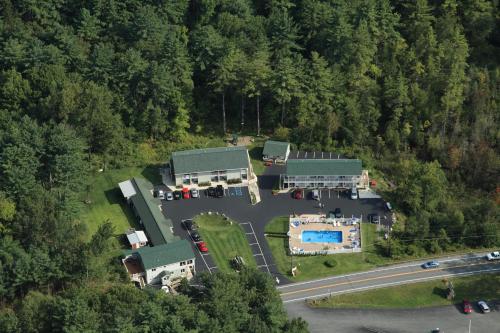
(293, 189), (303, 199)
(264, 161), (273, 166)
(182, 191), (190, 199)
(197, 242), (208, 253)
(463, 300), (472, 314)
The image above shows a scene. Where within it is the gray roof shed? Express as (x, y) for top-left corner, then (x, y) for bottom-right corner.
(263, 140), (290, 158)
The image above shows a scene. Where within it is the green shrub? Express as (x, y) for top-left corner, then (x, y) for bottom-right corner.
(227, 178), (242, 184)
(198, 181), (211, 187)
(324, 259), (337, 268)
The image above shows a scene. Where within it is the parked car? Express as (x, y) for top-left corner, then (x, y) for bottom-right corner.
(293, 189), (303, 199)
(173, 191), (182, 200)
(190, 231), (202, 242)
(333, 208), (342, 218)
(463, 299), (472, 314)
(183, 219), (197, 231)
(312, 189), (320, 200)
(264, 161), (273, 166)
(215, 185), (224, 198)
(350, 187), (358, 200)
(182, 190), (190, 199)
(422, 260), (440, 269)
(191, 189), (199, 198)
(158, 190), (165, 200)
(486, 251), (500, 261)
(478, 300), (490, 313)
(165, 192), (174, 201)
(197, 241), (208, 253)
(206, 187), (216, 197)
(385, 202), (393, 211)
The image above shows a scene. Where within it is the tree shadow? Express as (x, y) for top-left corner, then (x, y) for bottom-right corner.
(141, 164), (162, 185)
(249, 145), (263, 160)
(432, 286), (447, 298)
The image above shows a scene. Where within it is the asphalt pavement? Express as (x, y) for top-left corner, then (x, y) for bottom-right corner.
(279, 253), (500, 303)
(286, 300), (500, 333)
(161, 164), (387, 282)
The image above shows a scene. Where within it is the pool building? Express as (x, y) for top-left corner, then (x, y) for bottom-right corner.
(288, 214), (361, 255)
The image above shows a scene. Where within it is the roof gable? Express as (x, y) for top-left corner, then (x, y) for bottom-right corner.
(286, 159), (362, 176)
(136, 241), (195, 270)
(263, 140), (290, 157)
(171, 146), (249, 174)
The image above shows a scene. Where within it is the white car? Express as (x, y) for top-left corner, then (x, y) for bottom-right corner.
(158, 190), (165, 200)
(478, 300), (490, 313)
(486, 251), (500, 261)
(191, 189), (199, 198)
(350, 188), (358, 200)
(165, 192), (174, 201)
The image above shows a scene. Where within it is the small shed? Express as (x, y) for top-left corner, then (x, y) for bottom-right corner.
(262, 140), (290, 163)
(126, 229), (148, 249)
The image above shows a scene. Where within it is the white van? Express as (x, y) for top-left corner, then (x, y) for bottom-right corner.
(350, 187), (358, 200)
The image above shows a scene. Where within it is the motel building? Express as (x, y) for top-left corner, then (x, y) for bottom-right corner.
(167, 146), (255, 187)
(122, 241), (195, 288)
(119, 177), (196, 289)
(280, 158), (369, 190)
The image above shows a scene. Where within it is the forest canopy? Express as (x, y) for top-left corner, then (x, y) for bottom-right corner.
(0, 0), (499, 332)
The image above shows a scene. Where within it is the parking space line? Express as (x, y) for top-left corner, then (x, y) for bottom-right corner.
(245, 232), (253, 235)
(240, 222), (250, 225)
(249, 243), (258, 245)
(257, 265), (268, 268)
(247, 222), (271, 274)
(253, 253), (263, 256)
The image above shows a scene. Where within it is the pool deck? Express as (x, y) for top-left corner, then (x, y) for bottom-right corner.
(288, 214), (361, 254)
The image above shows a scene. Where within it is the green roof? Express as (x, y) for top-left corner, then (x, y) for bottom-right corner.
(286, 159), (362, 176)
(263, 140), (290, 158)
(133, 241), (195, 270)
(130, 177), (179, 245)
(171, 146), (249, 174)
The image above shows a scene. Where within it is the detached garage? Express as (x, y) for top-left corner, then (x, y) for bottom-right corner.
(262, 140), (290, 163)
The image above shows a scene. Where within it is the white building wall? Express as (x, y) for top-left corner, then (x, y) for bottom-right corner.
(145, 259), (195, 285)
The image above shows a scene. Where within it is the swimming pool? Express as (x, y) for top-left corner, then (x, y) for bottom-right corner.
(302, 230), (342, 243)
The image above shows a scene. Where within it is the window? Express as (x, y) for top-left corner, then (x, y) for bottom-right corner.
(181, 269), (185, 273)
(180, 261), (186, 266)
(152, 268), (156, 272)
(187, 260), (193, 264)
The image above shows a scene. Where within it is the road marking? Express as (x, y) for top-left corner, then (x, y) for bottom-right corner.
(249, 243), (258, 246)
(247, 222), (271, 274)
(245, 232), (254, 235)
(253, 253), (263, 256)
(277, 253), (488, 290)
(280, 262), (496, 297)
(282, 266), (500, 303)
(240, 222), (250, 225)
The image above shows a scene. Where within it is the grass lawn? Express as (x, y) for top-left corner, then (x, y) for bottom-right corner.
(265, 217), (389, 281)
(79, 165), (161, 239)
(309, 273), (500, 309)
(194, 214), (257, 272)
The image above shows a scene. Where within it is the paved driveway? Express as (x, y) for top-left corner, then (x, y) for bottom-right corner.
(161, 166), (387, 282)
(286, 301), (500, 333)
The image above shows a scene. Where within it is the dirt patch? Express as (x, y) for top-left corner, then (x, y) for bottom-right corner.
(225, 135), (255, 147)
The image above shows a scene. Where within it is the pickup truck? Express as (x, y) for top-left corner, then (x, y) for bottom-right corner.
(486, 251), (500, 261)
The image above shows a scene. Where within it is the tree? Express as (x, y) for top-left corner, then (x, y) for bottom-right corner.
(210, 47), (241, 133)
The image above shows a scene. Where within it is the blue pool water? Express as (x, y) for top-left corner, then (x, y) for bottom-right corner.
(302, 230), (342, 243)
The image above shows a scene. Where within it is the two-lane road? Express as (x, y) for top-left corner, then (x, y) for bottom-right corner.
(279, 252), (500, 303)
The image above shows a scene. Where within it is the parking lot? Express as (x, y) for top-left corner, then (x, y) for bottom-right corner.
(161, 165), (388, 283)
